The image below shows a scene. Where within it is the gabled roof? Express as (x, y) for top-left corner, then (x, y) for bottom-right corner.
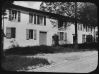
(5, 4), (76, 22)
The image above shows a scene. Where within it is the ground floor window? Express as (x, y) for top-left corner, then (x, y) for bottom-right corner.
(26, 29), (37, 40)
(58, 32), (67, 41)
(6, 27), (16, 38)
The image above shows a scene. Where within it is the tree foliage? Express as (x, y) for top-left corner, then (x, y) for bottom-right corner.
(40, 2), (97, 26)
(2, 0), (14, 15)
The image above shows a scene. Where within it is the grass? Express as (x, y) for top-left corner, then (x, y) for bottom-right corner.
(2, 44), (97, 71)
(2, 55), (50, 71)
(5, 44), (97, 56)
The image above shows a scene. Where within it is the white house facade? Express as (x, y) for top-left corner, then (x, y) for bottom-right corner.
(2, 4), (98, 49)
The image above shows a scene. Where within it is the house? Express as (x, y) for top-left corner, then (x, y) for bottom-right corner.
(2, 4), (97, 49)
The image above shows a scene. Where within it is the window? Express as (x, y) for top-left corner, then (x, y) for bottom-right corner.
(18, 11), (21, 22)
(39, 16), (43, 25)
(6, 27), (16, 38)
(9, 9), (21, 22)
(29, 30), (33, 39)
(63, 21), (67, 28)
(26, 29), (37, 40)
(59, 32), (64, 40)
(37, 15), (45, 25)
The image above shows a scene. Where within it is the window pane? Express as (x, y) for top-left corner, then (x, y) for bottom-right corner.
(37, 15), (39, 24)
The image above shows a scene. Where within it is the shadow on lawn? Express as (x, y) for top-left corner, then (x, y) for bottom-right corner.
(4, 44), (97, 56)
(2, 55), (50, 71)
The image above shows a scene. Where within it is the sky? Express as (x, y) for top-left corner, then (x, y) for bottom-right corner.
(13, 1), (42, 10)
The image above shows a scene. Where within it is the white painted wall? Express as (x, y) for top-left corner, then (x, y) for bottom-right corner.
(3, 9), (97, 50)
(3, 9), (58, 49)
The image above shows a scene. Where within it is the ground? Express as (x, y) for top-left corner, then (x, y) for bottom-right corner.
(26, 50), (98, 73)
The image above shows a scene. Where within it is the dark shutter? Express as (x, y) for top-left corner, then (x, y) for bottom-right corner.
(29, 30), (33, 39)
(9, 9), (12, 21)
(11, 28), (16, 38)
(44, 16), (46, 26)
(34, 14), (36, 24)
(18, 11), (21, 22)
(37, 15), (40, 24)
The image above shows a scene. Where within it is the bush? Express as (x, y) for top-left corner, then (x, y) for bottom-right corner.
(5, 45), (59, 55)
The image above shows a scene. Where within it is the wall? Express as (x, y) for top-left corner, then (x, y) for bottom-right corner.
(3, 9), (58, 49)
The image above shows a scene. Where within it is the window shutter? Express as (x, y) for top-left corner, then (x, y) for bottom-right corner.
(37, 15), (39, 24)
(18, 11), (21, 22)
(64, 32), (67, 41)
(44, 16), (46, 26)
(57, 32), (60, 40)
(26, 29), (29, 40)
(34, 30), (37, 40)
(9, 9), (12, 21)
(11, 28), (16, 38)
(6, 27), (11, 38)
(29, 13), (33, 23)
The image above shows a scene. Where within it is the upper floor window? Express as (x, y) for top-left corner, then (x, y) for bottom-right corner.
(6, 27), (16, 39)
(29, 13), (46, 26)
(9, 9), (21, 22)
(58, 20), (67, 28)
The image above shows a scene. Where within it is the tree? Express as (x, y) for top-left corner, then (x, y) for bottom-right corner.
(77, 2), (97, 27)
(40, 2), (97, 26)
(1, 1), (14, 62)
(40, 2), (97, 48)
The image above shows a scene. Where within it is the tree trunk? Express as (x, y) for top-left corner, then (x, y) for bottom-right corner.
(74, 2), (78, 49)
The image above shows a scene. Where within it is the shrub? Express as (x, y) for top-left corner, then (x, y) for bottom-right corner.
(5, 45), (58, 55)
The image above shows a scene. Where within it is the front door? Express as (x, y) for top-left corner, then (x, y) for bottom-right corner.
(39, 31), (47, 45)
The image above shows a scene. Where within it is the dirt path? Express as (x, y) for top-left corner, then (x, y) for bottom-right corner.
(27, 50), (98, 73)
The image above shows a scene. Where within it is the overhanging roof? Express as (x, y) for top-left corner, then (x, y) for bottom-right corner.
(5, 4), (76, 22)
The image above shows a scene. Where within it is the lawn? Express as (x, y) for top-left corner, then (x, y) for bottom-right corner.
(2, 44), (97, 71)
(2, 55), (50, 71)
